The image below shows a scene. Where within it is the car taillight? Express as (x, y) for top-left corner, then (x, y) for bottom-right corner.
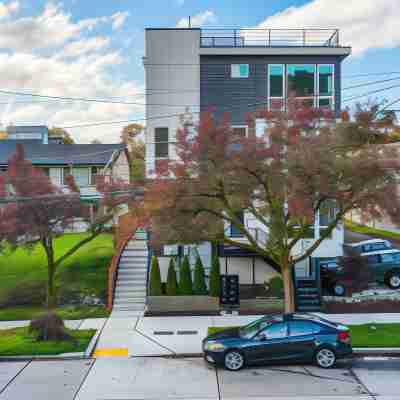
(338, 331), (351, 344)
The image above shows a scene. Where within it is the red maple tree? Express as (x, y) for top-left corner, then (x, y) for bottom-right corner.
(148, 103), (400, 312)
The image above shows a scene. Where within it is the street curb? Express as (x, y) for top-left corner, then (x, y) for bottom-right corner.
(84, 318), (108, 358)
(0, 353), (86, 362)
(353, 348), (400, 357)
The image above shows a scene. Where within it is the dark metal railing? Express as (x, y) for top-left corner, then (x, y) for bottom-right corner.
(200, 29), (340, 48)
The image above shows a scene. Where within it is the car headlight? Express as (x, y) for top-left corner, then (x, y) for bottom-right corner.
(204, 341), (226, 352)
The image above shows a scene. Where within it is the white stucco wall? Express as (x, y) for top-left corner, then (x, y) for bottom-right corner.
(144, 29), (201, 177)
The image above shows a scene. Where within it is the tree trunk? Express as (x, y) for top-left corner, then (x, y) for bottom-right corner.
(42, 237), (56, 311)
(281, 263), (296, 313)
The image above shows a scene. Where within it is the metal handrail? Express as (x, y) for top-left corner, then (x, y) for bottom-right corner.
(200, 28), (340, 48)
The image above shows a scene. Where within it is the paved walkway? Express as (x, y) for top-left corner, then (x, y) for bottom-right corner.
(0, 318), (107, 331)
(0, 357), (398, 399)
(93, 313), (400, 357)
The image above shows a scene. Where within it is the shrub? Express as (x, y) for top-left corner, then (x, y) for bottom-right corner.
(149, 256), (163, 296)
(166, 258), (178, 296)
(178, 255), (193, 295)
(265, 276), (284, 298)
(338, 254), (371, 293)
(209, 255), (221, 297)
(193, 256), (208, 295)
(1, 280), (46, 307)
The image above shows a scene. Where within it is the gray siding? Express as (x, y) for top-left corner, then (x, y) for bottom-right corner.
(200, 55), (343, 125)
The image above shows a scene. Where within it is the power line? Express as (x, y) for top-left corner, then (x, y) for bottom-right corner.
(0, 89), (202, 108)
(343, 77), (400, 91)
(343, 84), (400, 103)
(343, 71), (400, 79)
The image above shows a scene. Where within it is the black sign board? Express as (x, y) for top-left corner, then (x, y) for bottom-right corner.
(220, 274), (240, 307)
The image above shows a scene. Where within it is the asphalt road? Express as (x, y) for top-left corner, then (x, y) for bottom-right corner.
(0, 357), (398, 400)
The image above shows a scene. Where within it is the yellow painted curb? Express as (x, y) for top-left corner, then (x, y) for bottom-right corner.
(93, 348), (129, 357)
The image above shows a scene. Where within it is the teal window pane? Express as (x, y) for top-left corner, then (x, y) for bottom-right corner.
(269, 65), (284, 97)
(319, 98), (333, 109)
(239, 64), (249, 77)
(287, 65), (315, 97)
(319, 65), (333, 96)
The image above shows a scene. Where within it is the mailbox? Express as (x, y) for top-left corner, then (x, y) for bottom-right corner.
(220, 274), (240, 307)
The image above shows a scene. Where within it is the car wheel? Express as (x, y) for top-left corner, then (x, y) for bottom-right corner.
(224, 350), (245, 371)
(388, 272), (400, 290)
(315, 348), (336, 369)
(332, 283), (345, 297)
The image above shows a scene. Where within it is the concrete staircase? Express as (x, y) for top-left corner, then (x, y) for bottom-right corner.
(112, 234), (148, 316)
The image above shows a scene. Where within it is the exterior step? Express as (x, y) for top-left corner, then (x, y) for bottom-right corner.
(121, 250), (148, 257)
(112, 305), (146, 311)
(118, 265), (147, 271)
(114, 296), (146, 302)
(116, 279), (146, 286)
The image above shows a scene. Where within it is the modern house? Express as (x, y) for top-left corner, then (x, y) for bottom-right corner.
(0, 125), (130, 228)
(107, 28), (352, 315)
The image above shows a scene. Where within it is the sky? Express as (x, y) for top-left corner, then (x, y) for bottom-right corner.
(0, 0), (399, 143)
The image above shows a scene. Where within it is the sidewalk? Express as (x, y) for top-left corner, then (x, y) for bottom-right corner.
(0, 318), (107, 331)
(93, 313), (400, 358)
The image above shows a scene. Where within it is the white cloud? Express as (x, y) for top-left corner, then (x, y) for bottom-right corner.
(252, 0), (400, 56)
(60, 37), (111, 58)
(110, 11), (130, 31)
(0, 3), (143, 143)
(176, 10), (216, 28)
(0, 3), (128, 51)
(0, 1), (19, 19)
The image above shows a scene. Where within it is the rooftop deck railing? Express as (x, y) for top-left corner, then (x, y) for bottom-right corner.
(200, 29), (340, 48)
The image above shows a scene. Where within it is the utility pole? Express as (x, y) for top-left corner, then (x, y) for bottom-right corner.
(188, 16), (191, 28)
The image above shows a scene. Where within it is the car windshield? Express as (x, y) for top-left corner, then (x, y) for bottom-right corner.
(239, 316), (276, 339)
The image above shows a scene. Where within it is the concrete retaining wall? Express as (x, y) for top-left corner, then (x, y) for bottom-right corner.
(148, 296), (219, 313)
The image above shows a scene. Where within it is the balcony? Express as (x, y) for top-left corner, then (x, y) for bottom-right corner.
(200, 29), (340, 48)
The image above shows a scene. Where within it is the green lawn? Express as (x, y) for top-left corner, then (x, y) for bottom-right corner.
(0, 233), (114, 320)
(0, 327), (95, 356)
(345, 220), (400, 241)
(208, 323), (400, 348)
(0, 306), (109, 322)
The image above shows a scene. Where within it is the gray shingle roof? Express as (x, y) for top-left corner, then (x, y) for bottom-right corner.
(0, 141), (126, 166)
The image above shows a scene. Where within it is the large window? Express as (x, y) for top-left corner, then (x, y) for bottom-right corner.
(318, 64), (334, 109)
(230, 211), (245, 237)
(231, 64), (249, 78)
(155, 127), (169, 158)
(71, 168), (90, 187)
(287, 64), (316, 98)
(267, 64), (334, 111)
(268, 64), (285, 111)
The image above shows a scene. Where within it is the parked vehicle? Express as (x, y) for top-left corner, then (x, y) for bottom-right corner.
(344, 239), (392, 255)
(324, 248), (400, 296)
(203, 314), (352, 371)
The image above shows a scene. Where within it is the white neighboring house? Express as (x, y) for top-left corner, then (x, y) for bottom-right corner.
(0, 126), (131, 231)
(143, 27), (350, 293)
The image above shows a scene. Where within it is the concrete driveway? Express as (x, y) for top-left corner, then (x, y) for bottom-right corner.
(0, 357), (398, 399)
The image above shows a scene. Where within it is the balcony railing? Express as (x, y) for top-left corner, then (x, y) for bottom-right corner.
(200, 29), (340, 48)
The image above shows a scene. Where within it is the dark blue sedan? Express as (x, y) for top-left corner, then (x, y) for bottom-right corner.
(203, 313), (352, 371)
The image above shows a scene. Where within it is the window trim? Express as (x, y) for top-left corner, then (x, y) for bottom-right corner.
(231, 63), (249, 79)
(154, 127), (169, 159)
(231, 125), (248, 138)
(268, 64), (285, 111)
(317, 64), (335, 111)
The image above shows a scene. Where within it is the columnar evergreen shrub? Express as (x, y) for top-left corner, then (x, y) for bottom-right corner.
(193, 256), (207, 295)
(149, 256), (163, 296)
(166, 258), (178, 296)
(178, 255), (193, 295)
(209, 255), (221, 297)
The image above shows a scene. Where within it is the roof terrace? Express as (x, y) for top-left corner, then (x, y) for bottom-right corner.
(200, 28), (341, 48)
